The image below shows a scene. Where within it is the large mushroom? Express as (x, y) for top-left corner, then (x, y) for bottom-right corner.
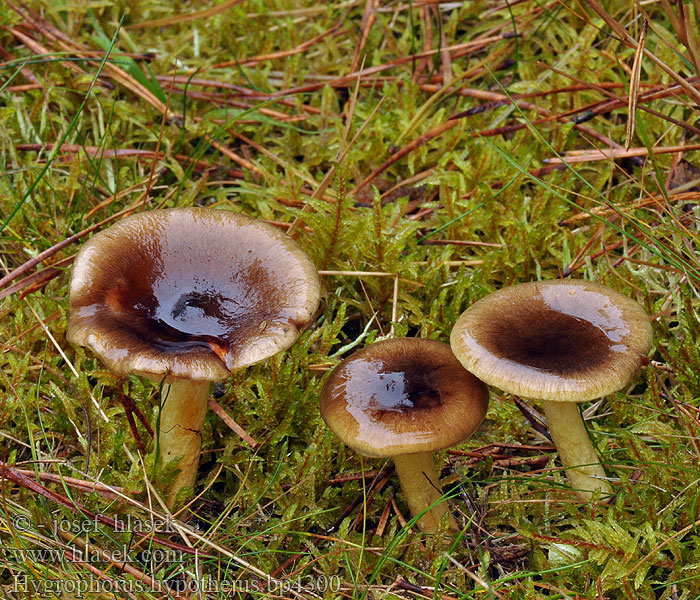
(67, 207), (320, 506)
(450, 279), (653, 501)
(320, 338), (489, 534)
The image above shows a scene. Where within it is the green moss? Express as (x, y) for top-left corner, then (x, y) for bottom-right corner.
(1, 1), (699, 597)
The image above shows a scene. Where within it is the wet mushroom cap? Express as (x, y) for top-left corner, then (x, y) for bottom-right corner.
(450, 280), (653, 402)
(67, 208), (320, 380)
(320, 338), (489, 458)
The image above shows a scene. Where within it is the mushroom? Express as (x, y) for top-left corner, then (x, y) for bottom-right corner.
(67, 207), (320, 506)
(450, 279), (653, 501)
(320, 338), (489, 534)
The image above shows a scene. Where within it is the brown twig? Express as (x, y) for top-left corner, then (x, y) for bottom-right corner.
(0, 208), (136, 292)
(10, 467), (124, 500)
(208, 398), (259, 449)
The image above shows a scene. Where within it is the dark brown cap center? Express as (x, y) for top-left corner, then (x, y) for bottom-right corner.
(344, 358), (444, 414)
(97, 256), (278, 363)
(487, 310), (618, 374)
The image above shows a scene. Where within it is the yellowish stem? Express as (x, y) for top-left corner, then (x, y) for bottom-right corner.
(393, 452), (457, 534)
(157, 379), (209, 508)
(542, 400), (612, 501)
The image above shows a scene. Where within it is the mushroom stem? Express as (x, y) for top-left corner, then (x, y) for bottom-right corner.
(541, 400), (612, 501)
(157, 379), (209, 507)
(393, 453), (457, 534)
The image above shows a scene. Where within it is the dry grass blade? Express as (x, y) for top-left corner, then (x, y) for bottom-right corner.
(0, 258), (69, 301)
(583, 0), (700, 106)
(2, 26), (94, 84)
(0, 209), (135, 291)
(14, 143), (224, 174)
(453, 87), (629, 149)
(260, 34), (512, 99)
(350, 0), (378, 73)
(352, 119), (458, 195)
(683, 1), (700, 74)
(660, 0), (700, 75)
(621, 517), (700, 580)
(6, 465), (123, 499)
(0, 463), (203, 555)
(127, 0), (246, 30)
(544, 143), (700, 164)
(215, 22), (345, 68)
(205, 135), (261, 175)
(60, 533), (163, 598)
(208, 398), (259, 448)
(537, 62), (700, 137)
(626, 19), (647, 151)
(7, 3), (172, 115)
(444, 554), (508, 599)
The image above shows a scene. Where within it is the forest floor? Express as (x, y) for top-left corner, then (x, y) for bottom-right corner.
(1, 1), (699, 598)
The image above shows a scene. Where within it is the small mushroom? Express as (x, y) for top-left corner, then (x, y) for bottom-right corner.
(320, 338), (489, 534)
(68, 208), (320, 505)
(450, 279), (653, 501)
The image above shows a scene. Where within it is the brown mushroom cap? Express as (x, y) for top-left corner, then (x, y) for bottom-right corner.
(320, 338), (489, 458)
(67, 208), (320, 381)
(450, 280), (653, 402)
